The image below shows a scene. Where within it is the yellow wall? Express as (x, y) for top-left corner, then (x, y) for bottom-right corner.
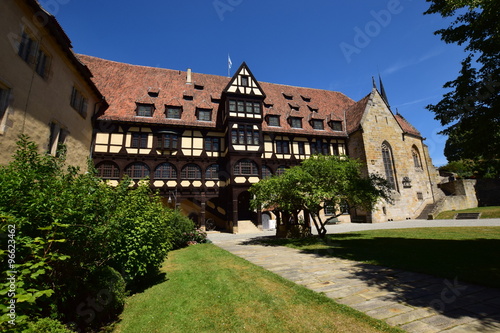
(0, 0), (102, 171)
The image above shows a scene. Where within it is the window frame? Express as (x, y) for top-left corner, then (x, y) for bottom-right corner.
(312, 119), (324, 130)
(166, 106), (182, 119)
(330, 121), (343, 131)
(234, 159), (259, 176)
(196, 108), (212, 122)
(228, 99), (262, 115)
(154, 163), (177, 180)
(290, 117), (302, 129)
(157, 133), (178, 150)
(96, 162), (120, 179)
(267, 115), (280, 127)
(205, 137), (220, 152)
(131, 132), (149, 149)
(276, 140), (290, 154)
(136, 103), (154, 117)
(125, 162), (150, 180)
(382, 142), (398, 190)
(181, 164), (202, 180)
(70, 86), (88, 118)
(231, 124), (259, 146)
(205, 164), (220, 180)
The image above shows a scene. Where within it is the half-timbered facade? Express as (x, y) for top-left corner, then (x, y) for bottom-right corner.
(80, 55), (439, 232)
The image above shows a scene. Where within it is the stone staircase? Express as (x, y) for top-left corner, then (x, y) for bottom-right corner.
(236, 220), (261, 234)
(415, 203), (435, 220)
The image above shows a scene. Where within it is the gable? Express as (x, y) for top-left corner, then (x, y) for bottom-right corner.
(223, 62), (265, 97)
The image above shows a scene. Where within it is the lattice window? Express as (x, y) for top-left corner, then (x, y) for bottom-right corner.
(96, 162), (120, 179)
(125, 163), (150, 179)
(181, 164), (202, 179)
(206, 164), (219, 180)
(234, 159), (259, 176)
(154, 163), (177, 179)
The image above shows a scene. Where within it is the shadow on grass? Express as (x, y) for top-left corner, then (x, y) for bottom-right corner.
(239, 235), (500, 330)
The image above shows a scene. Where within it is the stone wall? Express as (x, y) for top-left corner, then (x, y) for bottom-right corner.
(429, 179), (478, 219)
(354, 90), (437, 222)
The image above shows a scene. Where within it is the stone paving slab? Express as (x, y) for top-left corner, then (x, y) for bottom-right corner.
(209, 221), (500, 333)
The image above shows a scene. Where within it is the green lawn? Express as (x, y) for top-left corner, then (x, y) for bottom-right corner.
(113, 244), (402, 333)
(435, 206), (500, 219)
(261, 227), (500, 289)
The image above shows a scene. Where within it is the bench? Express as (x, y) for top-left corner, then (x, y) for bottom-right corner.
(454, 213), (481, 220)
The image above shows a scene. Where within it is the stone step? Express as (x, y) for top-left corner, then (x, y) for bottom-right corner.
(415, 204), (435, 220)
(236, 220), (261, 234)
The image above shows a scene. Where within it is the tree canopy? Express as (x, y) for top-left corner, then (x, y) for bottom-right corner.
(424, 0), (500, 163)
(250, 155), (392, 238)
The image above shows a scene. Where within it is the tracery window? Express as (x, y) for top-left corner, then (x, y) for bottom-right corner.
(382, 142), (397, 190)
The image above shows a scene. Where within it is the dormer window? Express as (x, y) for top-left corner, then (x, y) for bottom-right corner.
(301, 95), (311, 102)
(330, 121), (343, 131)
(194, 84), (204, 90)
(289, 103), (300, 111)
(290, 117), (302, 129)
(282, 93), (293, 100)
(183, 94), (193, 101)
(196, 108), (212, 121)
(312, 119), (324, 130)
(267, 115), (280, 127)
(136, 103), (153, 117)
(166, 106), (182, 119)
(148, 88), (160, 97)
(308, 105), (319, 112)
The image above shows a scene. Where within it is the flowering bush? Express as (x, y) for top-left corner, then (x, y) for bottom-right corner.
(182, 229), (208, 246)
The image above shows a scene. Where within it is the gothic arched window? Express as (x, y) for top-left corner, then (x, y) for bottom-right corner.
(382, 142), (397, 190)
(412, 146), (422, 169)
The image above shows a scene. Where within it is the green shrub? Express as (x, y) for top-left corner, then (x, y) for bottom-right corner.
(71, 266), (126, 330)
(25, 318), (72, 333)
(0, 136), (180, 330)
(108, 182), (174, 287)
(167, 210), (196, 249)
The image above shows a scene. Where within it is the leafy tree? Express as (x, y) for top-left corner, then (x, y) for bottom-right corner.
(250, 155), (391, 238)
(424, 0), (500, 164)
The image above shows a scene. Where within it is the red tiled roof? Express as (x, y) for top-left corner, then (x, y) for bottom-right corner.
(345, 93), (370, 134)
(78, 55), (355, 137)
(78, 55), (423, 139)
(395, 113), (421, 137)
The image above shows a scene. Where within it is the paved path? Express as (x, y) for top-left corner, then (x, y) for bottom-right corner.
(208, 219), (500, 333)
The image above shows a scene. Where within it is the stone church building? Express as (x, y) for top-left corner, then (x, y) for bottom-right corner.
(79, 55), (440, 232)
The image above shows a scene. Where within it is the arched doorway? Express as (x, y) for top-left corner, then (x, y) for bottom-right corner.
(237, 191), (253, 220)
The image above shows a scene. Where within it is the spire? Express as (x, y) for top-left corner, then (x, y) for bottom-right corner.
(378, 74), (390, 108)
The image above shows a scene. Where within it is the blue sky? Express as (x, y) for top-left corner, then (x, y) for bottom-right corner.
(49, 0), (467, 166)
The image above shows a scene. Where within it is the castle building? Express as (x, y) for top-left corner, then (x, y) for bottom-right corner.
(0, 0), (107, 170)
(79, 55), (440, 232)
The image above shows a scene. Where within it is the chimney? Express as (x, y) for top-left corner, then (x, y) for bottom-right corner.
(186, 68), (192, 84)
